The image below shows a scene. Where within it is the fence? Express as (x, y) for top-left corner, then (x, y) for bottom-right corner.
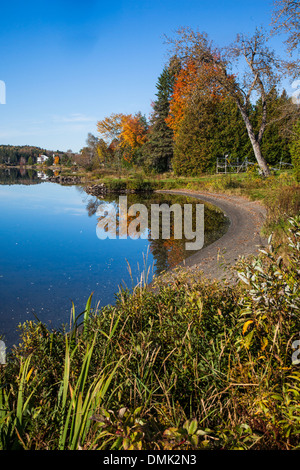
(216, 156), (254, 174)
(216, 155), (293, 174)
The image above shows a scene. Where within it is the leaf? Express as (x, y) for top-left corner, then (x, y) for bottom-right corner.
(237, 272), (250, 285)
(123, 438), (131, 450)
(242, 320), (254, 335)
(190, 434), (198, 447)
(244, 330), (255, 349)
(163, 428), (179, 438)
(188, 419), (198, 435)
(133, 406), (143, 417)
(118, 407), (128, 419)
(261, 337), (268, 351)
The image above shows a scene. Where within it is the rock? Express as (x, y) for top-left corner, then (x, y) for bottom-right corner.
(49, 175), (83, 184)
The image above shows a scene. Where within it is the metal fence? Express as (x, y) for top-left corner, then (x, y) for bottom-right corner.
(216, 155), (293, 174)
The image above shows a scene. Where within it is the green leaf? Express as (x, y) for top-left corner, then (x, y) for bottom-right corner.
(188, 419), (198, 435)
(190, 434), (198, 447)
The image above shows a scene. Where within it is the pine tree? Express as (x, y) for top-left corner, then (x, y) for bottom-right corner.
(253, 89), (292, 166)
(172, 96), (253, 176)
(290, 120), (300, 182)
(144, 64), (177, 173)
(172, 99), (217, 175)
(213, 97), (253, 163)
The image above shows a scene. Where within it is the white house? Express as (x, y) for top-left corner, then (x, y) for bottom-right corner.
(37, 154), (48, 164)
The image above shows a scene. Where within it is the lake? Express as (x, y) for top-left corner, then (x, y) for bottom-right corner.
(0, 169), (230, 347)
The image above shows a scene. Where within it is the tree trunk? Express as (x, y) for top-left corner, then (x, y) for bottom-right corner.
(238, 104), (271, 177)
(250, 138), (271, 177)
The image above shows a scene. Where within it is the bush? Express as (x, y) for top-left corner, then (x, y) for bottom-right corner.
(126, 176), (153, 192)
(106, 179), (127, 192)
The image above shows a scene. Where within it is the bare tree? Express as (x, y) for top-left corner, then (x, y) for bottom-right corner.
(272, 0), (300, 76)
(167, 27), (285, 176)
(272, 0), (300, 52)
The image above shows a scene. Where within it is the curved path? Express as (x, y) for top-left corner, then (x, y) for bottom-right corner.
(156, 189), (268, 282)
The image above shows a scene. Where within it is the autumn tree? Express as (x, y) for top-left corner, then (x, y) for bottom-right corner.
(167, 59), (224, 174)
(97, 113), (128, 142)
(97, 113), (130, 168)
(166, 56), (252, 174)
(96, 112), (149, 167)
(120, 112), (148, 163)
(167, 27), (285, 176)
(166, 60), (200, 136)
(96, 138), (109, 166)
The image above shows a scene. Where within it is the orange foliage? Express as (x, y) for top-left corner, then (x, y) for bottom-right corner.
(166, 61), (198, 135)
(54, 156), (60, 165)
(166, 60), (229, 136)
(120, 113), (148, 162)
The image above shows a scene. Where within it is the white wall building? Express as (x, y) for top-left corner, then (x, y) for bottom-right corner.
(37, 154), (49, 164)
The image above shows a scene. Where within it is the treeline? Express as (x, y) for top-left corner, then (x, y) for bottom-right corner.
(0, 145), (75, 166)
(0, 146), (49, 165)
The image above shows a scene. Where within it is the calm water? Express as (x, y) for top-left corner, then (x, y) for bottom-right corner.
(0, 169), (229, 347)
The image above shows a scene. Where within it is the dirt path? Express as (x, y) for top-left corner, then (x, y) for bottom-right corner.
(156, 189), (267, 282)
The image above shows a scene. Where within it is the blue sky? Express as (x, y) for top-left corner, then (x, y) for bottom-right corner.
(0, 0), (293, 152)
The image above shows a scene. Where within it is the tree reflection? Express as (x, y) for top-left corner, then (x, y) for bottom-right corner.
(84, 192), (230, 275)
(0, 168), (40, 184)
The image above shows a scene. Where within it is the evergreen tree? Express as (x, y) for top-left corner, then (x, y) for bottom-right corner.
(172, 99), (217, 175)
(213, 97), (254, 163)
(172, 96), (253, 176)
(290, 120), (300, 182)
(253, 89), (292, 166)
(144, 64), (177, 173)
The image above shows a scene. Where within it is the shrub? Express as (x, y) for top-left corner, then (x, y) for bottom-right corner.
(106, 179), (127, 192)
(127, 176), (153, 192)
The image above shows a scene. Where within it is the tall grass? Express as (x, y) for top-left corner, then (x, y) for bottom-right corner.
(0, 307), (123, 450)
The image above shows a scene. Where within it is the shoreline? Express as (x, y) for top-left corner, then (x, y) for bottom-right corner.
(156, 189), (267, 283)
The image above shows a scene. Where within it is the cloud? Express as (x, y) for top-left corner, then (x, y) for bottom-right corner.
(52, 113), (96, 123)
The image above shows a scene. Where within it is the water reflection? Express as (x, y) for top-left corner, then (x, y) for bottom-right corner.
(0, 168), (230, 275)
(0, 167), (54, 184)
(0, 169), (230, 347)
(83, 192), (229, 274)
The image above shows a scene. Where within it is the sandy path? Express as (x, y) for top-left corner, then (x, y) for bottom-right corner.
(156, 189), (267, 282)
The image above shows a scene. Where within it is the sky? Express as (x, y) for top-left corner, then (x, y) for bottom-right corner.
(0, 0), (294, 153)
